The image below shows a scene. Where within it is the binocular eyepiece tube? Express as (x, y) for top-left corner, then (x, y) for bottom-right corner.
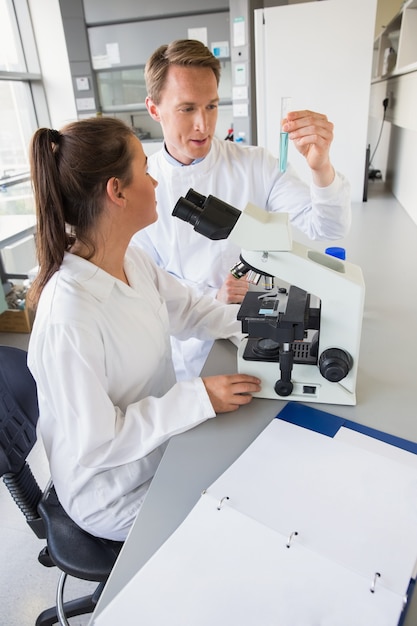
(172, 188), (241, 241)
(172, 188), (274, 289)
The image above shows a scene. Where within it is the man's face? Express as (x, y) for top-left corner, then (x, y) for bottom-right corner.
(146, 65), (219, 165)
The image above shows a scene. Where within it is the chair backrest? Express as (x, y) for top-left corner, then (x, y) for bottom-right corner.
(0, 345), (45, 537)
(0, 344), (124, 622)
(0, 345), (39, 475)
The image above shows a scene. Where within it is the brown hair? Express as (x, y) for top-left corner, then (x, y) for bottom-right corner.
(145, 39), (221, 104)
(29, 116), (135, 306)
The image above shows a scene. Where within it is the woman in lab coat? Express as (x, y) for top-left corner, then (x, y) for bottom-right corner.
(27, 117), (260, 542)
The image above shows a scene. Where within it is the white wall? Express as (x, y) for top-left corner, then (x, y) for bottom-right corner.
(369, 73), (417, 226)
(368, 0), (417, 227)
(28, 0), (77, 128)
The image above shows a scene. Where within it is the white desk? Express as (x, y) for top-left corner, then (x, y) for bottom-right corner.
(91, 185), (417, 625)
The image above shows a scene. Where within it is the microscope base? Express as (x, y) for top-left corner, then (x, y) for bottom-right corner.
(237, 341), (357, 406)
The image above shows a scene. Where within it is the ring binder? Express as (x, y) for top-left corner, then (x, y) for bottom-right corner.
(370, 572), (381, 593)
(286, 531), (298, 548)
(94, 411), (417, 626)
(217, 496), (230, 511)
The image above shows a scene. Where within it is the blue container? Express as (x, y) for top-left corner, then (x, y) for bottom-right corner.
(325, 246), (346, 261)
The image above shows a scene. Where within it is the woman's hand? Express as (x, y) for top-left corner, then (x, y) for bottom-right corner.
(202, 374), (261, 413)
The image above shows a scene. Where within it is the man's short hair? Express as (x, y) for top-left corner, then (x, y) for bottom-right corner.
(145, 39), (221, 104)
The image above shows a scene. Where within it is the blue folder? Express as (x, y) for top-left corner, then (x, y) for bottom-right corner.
(275, 401), (417, 455)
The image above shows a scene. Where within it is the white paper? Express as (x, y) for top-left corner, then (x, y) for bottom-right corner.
(211, 41), (229, 58)
(233, 103), (248, 118)
(234, 62), (246, 86)
(208, 419), (417, 595)
(187, 27), (207, 46)
(233, 16), (246, 47)
(76, 97), (95, 111)
(92, 54), (110, 69)
(335, 426), (417, 470)
(233, 85), (248, 100)
(94, 495), (407, 626)
(93, 420), (417, 626)
(76, 76), (90, 92)
(106, 42), (120, 65)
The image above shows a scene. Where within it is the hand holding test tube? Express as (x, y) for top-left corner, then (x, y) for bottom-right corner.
(279, 96), (292, 173)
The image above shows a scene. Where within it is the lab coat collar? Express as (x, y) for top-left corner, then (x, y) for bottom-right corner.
(162, 142), (210, 166)
(61, 252), (134, 302)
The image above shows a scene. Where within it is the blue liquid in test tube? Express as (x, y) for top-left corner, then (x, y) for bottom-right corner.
(279, 97), (292, 173)
(279, 132), (289, 173)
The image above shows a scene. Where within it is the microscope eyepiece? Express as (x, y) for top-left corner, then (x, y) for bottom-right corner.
(172, 197), (203, 228)
(172, 188), (241, 240)
(181, 188), (207, 208)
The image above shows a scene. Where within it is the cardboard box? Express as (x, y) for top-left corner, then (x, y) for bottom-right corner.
(0, 306), (34, 333)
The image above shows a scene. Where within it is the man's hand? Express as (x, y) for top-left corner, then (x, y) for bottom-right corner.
(216, 273), (249, 304)
(202, 374), (261, 413)
(283, 109), (335, 187)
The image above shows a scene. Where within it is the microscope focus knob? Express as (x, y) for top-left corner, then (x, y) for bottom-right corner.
(319, 348), (353, 382)
(274, 380), (294, 397)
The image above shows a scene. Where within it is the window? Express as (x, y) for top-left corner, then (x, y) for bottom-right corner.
(0, 79), (36, 217)
(0, 0), (46, 219)
(0, 0), (48, 285)
(96, 67), (147, 111)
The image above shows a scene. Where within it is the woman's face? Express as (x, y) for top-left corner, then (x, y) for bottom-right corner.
(123, 136), (158, 232)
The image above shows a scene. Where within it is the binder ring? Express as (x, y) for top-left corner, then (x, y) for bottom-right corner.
(370, 572), (381, 593)
(217, 496), (230, 510)
(286, 531), (298, 548)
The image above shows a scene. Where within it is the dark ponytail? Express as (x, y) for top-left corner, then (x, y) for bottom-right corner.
(29, 117), (135, 306)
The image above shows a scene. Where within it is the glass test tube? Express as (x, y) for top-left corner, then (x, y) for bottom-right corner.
(279, 97), (292, 173)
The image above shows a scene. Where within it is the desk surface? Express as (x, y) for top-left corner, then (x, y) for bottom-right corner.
(91, 185), (417, 625)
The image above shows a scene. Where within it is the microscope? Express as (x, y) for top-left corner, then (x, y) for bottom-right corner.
(173, 189), (365, 406)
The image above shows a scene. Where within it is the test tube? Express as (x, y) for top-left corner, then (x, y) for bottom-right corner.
(279, 96), (292, 173)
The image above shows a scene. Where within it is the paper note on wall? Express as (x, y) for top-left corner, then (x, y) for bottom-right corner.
(234, 63), (246, 86)
(211, 41), (229, 58)
(106, 43), (120, 65)
(233, 16), (246, 47)
(188, 28), (207, 46)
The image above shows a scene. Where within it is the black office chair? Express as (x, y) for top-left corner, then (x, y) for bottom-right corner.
(0, 345), (123, 625)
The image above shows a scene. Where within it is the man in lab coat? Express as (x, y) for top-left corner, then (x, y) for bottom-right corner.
(132, 39), (351, 380)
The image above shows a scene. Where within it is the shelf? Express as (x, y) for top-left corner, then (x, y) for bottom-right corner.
(397, 2), (417, 69)
(372, 0), (417, 80)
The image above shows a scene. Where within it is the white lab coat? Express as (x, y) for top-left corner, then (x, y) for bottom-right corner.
(28, 247), (242, 541)
(131, 137), (351, 379)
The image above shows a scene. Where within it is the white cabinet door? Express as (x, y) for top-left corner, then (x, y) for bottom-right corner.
(255, 0), (377, 202)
